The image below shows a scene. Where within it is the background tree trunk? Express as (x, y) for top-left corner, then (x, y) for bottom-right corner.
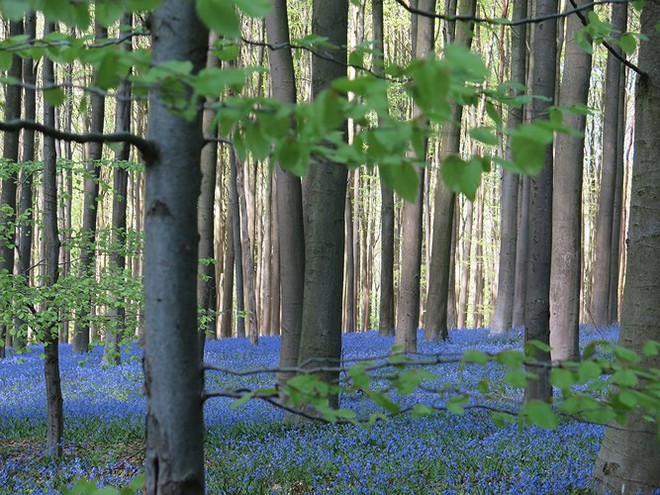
(102, 13), (133, 366)
(143, 2), (207, 492)
(0, 19), (23, 357)
(524, 0), (558, 402)
(491, 0), (526, 334)
(73, 22), (107, 354)
(396, 0), (436, 353)
(549, 0), (593, 362)
(590, 2), (627, 328)
(593, 3), (660, 489)
(265, 0), (306, 386)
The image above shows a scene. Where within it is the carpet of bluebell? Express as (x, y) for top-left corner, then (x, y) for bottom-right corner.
(0, 327), (620, 494)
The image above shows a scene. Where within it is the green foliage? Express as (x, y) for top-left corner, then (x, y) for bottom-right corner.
(62, 474), (144, 495)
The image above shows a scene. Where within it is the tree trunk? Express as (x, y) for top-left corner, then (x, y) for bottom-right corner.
(491, 0), (526, 334)
(426, 0), (476, 340)
(373, 0), (395, 336)
(229, 145), (245, 338)
(73, 22), (107, 354)
(102, 13), (133, 367)
(197, 33), (220, 351)
(266, 0), (306, 385)
(457, 199), (473, 329)
(41, 22), (64, 458)
(15, 13), (36, 350)
(593, 3), (660, 490)
(590, 2), (627, 328)
(344, 184), (356, 332)
(512, 175), (530, 327)
(524, 0), (558, 402)
(236, 152), (259, 344)
(144, 2), (207, 492)
(269, 174), (281, 335)
(220, 204), (235, 339)
(297, 0), (349, 407)
(0, 19), (23, 358)
(396, 0), (436, 353)
(549, 0), (593, 362)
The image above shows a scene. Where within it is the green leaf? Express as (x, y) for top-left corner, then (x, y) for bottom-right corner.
(348, 364), (370, 389)
(95, 0), (125, 27)
(412, 404), (434, 418)
(496, 349), (524, 369)
(127, 0), (162, 11)
(550, 368), (575, 391)
(577, 360), (602, 383)
(612, 346), (641, 364)
(447, 395), (469, 415)
(0, 50), (12, 71)
(196, 0), (241, 38)
(0, 0), (28, 20)
(509, 124), (552, 175)
(469, 126), (499, 146)
(477, 379), (490, 394)
(379, 162), (420, 203)
(462, 349), (489, 365)
(525, 400), (559, 429)
(369, 392), (401, 414)
(611, 370), (639, 387)
(234, 0), (272, 17)
(616, 391), (638, 409)
(44, 87), (66, 107)
(485, 101), (503, 128)
(440, 154), (482, 201)
(504, 370), (529, 389)
(642, 340), (659, 357)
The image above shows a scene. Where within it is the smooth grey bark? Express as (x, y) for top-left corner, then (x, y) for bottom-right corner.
(491, 0), (526, 334)
(549, 0), (593, 362)
(265, 0), (305, 384)
(373, 0), (395, 336)
(236, 153), (259, 344)
(197, 33), (220, 351)
(396, 0), (436, 353)
(228, 146), (245, 338)
(425, 0), (476, 341)
(144, 2), (207, 492)
(593, 4), (660, 489)
(103, 14), (133, 367)
(73, 23), (107, 354)
(297, 0), (348, 407)
(457, 199), (473, 329)
(41, 22), (64, 457)
(524, 0), (558, 402)
(220, 210), (234, 339)
(15, 13), (36, 350)
(512, 175), (530, 327)
(590, 2), (628, 328)
(269, 174), (281, 335)
(0, 19), (23, 357)
(344, 187), (356, 332)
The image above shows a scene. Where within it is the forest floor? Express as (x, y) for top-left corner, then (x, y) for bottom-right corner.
(0, 327), (617, 494)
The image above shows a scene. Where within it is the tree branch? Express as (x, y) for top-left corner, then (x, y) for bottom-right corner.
(0, 120), (157, 164)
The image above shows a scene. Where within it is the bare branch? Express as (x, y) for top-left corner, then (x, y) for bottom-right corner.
(0, 120), (157, 164)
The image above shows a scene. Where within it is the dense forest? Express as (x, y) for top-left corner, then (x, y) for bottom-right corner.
(0, 0), (658, 494)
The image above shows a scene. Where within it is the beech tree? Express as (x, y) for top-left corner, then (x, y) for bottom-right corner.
(593, 2), (660, 490)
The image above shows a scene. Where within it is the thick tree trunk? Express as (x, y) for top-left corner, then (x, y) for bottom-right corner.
(593, 4), (660, 490)
(590, 2), (628, 328)
(491, 0), (526, 334)
(524, 0), (558, 402)
(197, 33), (220, 351)
(396, 0), (436, 352)
(266, 0), (306, 384)
(144, 2), (207, 492)
(549, 0), (593, 362)
(0, 19), (23, 357)
(297, 0), (349, 407)
(73, 23), (107, 354)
